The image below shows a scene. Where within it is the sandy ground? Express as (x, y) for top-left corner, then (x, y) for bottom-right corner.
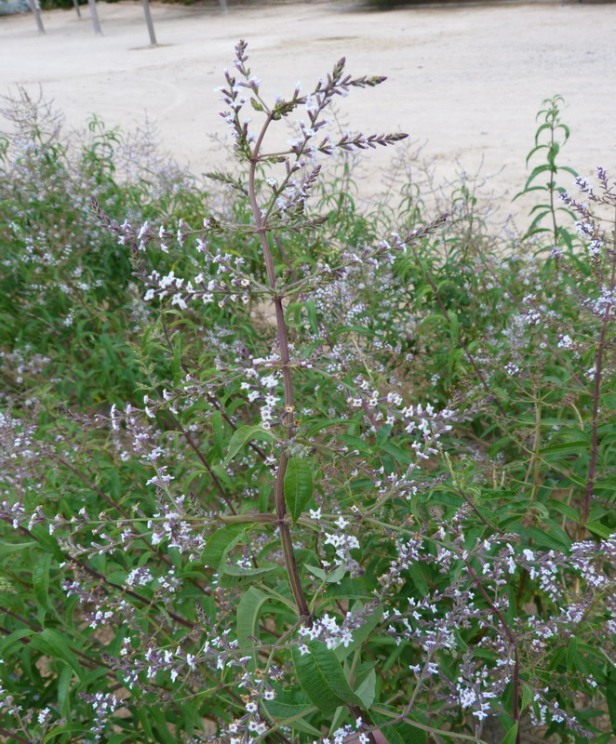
(1, 0), (615, 225)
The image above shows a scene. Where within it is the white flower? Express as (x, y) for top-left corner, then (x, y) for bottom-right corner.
(171, 293), (187, 310)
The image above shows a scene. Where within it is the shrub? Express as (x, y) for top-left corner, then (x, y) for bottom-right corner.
(0, 89), (211, 406)
(0, 46), (615, 744)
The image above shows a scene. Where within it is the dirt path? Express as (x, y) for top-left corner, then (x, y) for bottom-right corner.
(1, 0), (615, 225)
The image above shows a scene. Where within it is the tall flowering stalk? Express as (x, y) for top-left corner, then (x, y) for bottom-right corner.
(217, 41), (408, 624)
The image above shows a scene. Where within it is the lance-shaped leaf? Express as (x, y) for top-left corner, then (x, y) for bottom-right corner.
(292, 640), (364, 713)
(262, 691), (321, 737)
(284, 457), (314, 524)
(355, 668), (377, 709)
(202, 522), (246, 570)
(237, 586), (271, 669)
(225, 424), (273, 464)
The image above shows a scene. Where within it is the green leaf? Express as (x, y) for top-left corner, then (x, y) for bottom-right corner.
(338, 433), (372, 455)
(566, 636), (579, 672)
(262, 699), (316, 721)
(150, 707), (178, 744)
(223, 564), (276, 578)
(585, 521), (612, 539)
(210, 463), (234, 492)
(0, 627), (31, 656)
(329, 574), (372, 600)
(523, 163), (553, 190)
(447, 309), (459, 342)
(594, 478), (616, 494)
(525, 142), (548, 165)
(0, 540), (36, 558)
(262, 697), (321, 736)
(221, 563), (277, 587)
(172, 334), (184, 379)
(541, 440), (589, 455)
(371, 707), (427, 743)
(547, 500), (579, 521)
(520, 525), (571, 551)
(237, 586), (270, 669)
(29, 628), (81, 675)
(136, 708), (156, 738)
(292, 640), (364, 713)
(559, 165), (578, 177)
(202, 523), (246, 570)
(513, 184), (547, 201)
(305, 299), (319, 334)
(58, 663), (73, 716)
(305, 418), (351, 437)
(225, 424), (273, 463)
(592, 735), (616, 744)
(211, 410), (224, 461)
(43, 725), (85, 743)
(284, 457), (314, 525)
(32, 552), (52, 611)
(335, 605), (382, 661)
(378, 441), (411, 467)
(406, 564), (429, 596)
(502, 723), (519, 744)
(306, 563), (347, 584)
(355, 668), (376, 708)
(607, 672), (616, 733)
(520, 684), (534, 713)
(547, 141), (560, 166)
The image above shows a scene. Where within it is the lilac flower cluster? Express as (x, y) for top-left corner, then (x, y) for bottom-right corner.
(297, 602), (379, 654)
(375, 514), (616, 736)
(143, 247), (253, 310)
(79, 691), (122, 742)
